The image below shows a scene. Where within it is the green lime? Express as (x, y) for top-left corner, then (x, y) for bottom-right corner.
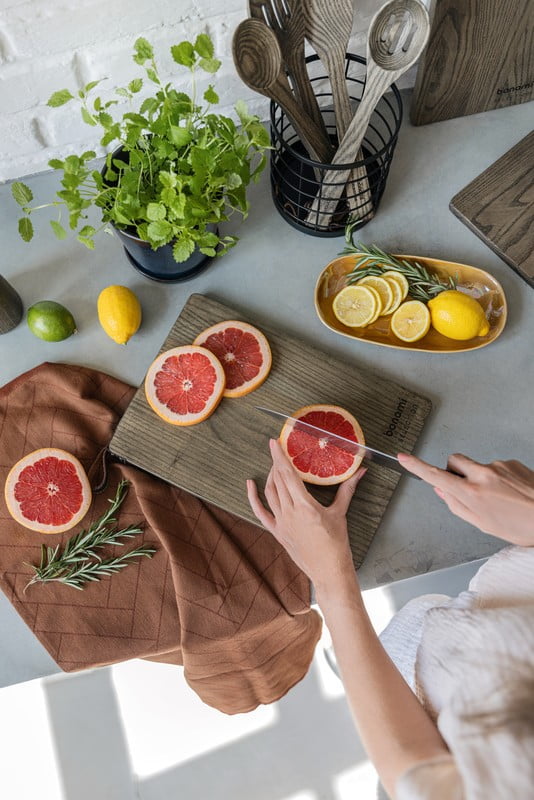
(27, 300), (77, 342)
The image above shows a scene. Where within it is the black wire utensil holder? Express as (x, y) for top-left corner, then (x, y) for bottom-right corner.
(270, 53), (403, 237)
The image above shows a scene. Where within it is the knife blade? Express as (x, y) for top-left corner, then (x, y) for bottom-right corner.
(255, 405), (420, 479)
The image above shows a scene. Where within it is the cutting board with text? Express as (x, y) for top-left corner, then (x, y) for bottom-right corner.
(110, 294), (432, 568)
(450, 132), (534, 288)
(410, 0), (534, 125)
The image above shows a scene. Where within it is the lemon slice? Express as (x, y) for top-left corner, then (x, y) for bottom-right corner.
(356, 276), (393, 315)
(381, 277), (403, 315)
(364, 285), (383, 323)
(390, 300), (431, 342)
(382, 270), (409, 301)
(333, 286), (379, 327)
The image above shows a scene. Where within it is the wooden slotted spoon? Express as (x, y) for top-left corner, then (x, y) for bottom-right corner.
(306, 0), (430, 228)
(232, 18), (333, 164)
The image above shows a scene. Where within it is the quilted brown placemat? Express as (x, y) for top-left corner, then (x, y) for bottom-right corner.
(0, 362), (321, 714)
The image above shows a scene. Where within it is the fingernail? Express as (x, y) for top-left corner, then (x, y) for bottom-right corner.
(397, 452), (410, 461)
(269, 438), (276, 448)
(434, 487), (444, 499)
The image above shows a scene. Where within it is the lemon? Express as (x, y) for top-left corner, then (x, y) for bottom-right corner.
(428, 290), (490, 340)
(381, 276), (403, 315)
(364, 285), (383, 323)
(97, 285), (142, 344)
(356, 276), (393, 315)
(332, 285), (378, 327)
(27, 300), (77, 341)
(382, 270), (409, 301)
(390, 300), (431, 342)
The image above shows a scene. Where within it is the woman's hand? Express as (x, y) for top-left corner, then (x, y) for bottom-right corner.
(398, 452), (534, 546)
(247, 439), (366, 592)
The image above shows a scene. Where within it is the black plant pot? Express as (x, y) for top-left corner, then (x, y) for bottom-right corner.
(102, 148), (216, 283)
(112, 224), (216, 283)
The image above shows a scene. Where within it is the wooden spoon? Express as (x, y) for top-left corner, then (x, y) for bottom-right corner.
(232, 18), (333, 164)
(248, 0), (329, 144)
(306, 0), (430, 227)
(301, 0), (373, 221)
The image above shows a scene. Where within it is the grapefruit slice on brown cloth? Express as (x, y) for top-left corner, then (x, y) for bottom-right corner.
(0, 362), (321, 713)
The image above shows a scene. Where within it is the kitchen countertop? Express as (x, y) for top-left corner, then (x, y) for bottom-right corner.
(1, 91), (533, 686)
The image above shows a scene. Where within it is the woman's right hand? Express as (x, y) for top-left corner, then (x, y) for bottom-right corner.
(398, 452), (534, 546)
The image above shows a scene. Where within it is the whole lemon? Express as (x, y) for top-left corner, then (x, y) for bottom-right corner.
(97, 285), (142, 344)
(27, 300), (77, 341)
(428, 290), (490, 340)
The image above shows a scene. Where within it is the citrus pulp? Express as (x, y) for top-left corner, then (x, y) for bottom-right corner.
(390, 300), (431, 342)
(145, 345), (226, 426)
(4, 448), (92, 534)
(193, 320), (272, 397)
(279, 404), (365, 485)
(332, 286), (379, 327)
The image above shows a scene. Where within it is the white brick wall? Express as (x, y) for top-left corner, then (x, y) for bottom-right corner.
(0, 0), (420, 181)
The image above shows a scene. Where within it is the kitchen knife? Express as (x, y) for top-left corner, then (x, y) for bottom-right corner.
(255, 406), (420, 479)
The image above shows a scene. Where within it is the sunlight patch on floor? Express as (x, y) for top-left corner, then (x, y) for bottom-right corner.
(0, 678), (63, 798)
(111, 659), (278, 778)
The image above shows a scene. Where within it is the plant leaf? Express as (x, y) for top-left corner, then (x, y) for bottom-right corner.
(147, 219), (172, 241)
(50, 220), (67, 239)
(171, 42), (195, 68)
(12, 181), (33, 206)
(169, 125), (191, 148)
(81, 107), (97, 126)
(173, 238), (195, 263)
(134, 37), (154, 64)
(18, 217), (33, 242)
(128, 78), (143, 93)
(203, 86), (218, 105)
(146, 202), (166, 221)
(48, 89), (74, 107)
(194, 33), (214, 59)
(199, 57), (221, 74)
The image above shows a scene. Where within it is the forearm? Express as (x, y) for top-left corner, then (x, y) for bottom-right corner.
(316, 571), (449, 798)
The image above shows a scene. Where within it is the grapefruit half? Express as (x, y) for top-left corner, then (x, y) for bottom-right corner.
(279, 404), (365, 485)
(193, 320), (272, 398)
(4, 448), (92, 534)
(145, 345), (226, 426)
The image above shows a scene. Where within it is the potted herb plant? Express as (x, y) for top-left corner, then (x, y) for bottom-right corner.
(12, 34), (269, 282)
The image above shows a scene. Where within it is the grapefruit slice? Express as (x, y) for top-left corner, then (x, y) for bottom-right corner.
(145, 345), (226, 425)
(279, 404), (365, 485)
(4, 448), (92, 534)
(193, 320), (272, 398)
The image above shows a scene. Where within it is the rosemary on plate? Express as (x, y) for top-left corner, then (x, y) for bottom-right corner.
(24, 479), (156, 591)
(341, 229), (457, 302)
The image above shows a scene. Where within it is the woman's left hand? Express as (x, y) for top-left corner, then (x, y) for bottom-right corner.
(247, 438), (366, 592)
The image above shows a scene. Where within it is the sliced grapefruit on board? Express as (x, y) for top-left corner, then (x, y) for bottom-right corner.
(4, 448), (92, 534)
(193, 320), (272, 398)
(145, 345), (226, 426)
(279, 404), (365, 486)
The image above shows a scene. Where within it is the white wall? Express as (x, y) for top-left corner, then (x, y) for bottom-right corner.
(0, 0), (419, 181)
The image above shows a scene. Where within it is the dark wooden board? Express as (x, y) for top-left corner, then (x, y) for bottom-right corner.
(450, 132), (534, 288)
(410, 0), (534, 126)
(110, 294), (432, 568)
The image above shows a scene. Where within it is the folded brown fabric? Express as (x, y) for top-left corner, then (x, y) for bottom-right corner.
(0, 362), (321, 713)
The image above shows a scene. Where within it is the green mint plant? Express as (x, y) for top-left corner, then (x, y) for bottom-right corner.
(12, 34), (270, 263)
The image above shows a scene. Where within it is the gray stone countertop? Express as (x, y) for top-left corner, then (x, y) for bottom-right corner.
(1, 91), (533, 685)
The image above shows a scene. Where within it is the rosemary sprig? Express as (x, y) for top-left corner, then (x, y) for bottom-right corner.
(24, 480), (156, 591)
(341, 231), (457, 302)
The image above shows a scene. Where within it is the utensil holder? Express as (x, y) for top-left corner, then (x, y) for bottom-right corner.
(270, 54), (403, 237)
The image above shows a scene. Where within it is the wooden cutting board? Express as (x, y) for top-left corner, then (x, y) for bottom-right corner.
(410, 0), (534, 125)
(450, 132), (534, 288)
(110, 294), (432, 569)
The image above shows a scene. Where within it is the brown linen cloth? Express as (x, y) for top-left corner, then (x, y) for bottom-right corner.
(0, 362), (322, 713)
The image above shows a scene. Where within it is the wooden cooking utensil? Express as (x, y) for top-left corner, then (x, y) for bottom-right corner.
(248, 0), (329, 145)
(306, 0), (430, 228)
(232, 18), (333, 164)
(301, 0), (373, 221)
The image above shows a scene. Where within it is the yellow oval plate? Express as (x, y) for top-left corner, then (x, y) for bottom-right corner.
(314, 254), (507, 353)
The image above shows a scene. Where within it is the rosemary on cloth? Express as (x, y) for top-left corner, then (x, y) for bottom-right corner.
(24, 479), (156, 591)
(341, 230), (457, 303)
